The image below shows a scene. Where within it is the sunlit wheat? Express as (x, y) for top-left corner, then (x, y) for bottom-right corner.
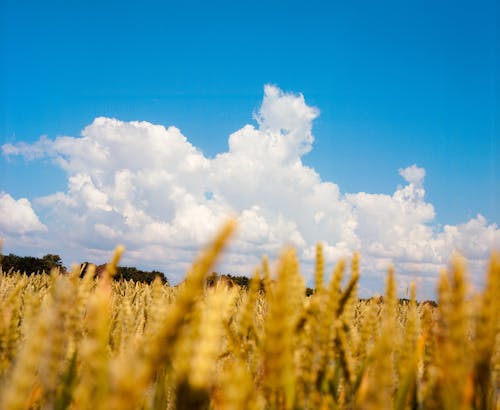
(0, 221), (498, 409)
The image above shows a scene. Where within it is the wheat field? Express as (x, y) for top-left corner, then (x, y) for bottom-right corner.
(0, 220), (499, 409)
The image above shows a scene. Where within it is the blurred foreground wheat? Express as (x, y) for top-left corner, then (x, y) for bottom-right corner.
(0, 220), (499, 409)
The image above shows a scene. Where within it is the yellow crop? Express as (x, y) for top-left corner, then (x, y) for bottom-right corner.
(0, 221), (498, 409)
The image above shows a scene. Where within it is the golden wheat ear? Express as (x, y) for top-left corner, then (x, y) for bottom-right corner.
(262, 254), (272, 295)
(435, 255), (473, 410)
(356, 265), (398, 410)
(103, 245), (125, 282)
(315, 242), (325, 293)
(471, 251), (500, 410)
(263, 248), (302, 409)
(143, 219), (236, 375)
(239, 267), (261, 342)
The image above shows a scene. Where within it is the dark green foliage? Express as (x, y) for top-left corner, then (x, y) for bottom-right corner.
(225, 273), (250, 289)
(1, 252), (168, 285)
(42, 254), (64, 270)
(0, 252), (65, 275)
(206, 272), (267, 290)
(115, 266), (168, 285)
(206, 272), (316, 296)
(80, 262), (168, 285)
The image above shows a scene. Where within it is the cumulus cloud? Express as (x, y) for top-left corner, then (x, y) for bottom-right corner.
(253, 84), (319, 158)
(0, 192), (47, 235)
(399, 164), (426, 187)
(2, 85), (499, 297)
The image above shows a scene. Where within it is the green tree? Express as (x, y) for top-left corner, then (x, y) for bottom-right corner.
(42, 254), (64, 271)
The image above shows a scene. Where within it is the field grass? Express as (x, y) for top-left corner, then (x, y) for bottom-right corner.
(0, 220), (499, 409)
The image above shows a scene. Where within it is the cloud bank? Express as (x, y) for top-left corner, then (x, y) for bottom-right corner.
(0, 192), (47, 234)
(2, 85), (499, 297)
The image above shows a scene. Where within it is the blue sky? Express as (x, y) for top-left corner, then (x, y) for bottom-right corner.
(0, 0), (498, 296)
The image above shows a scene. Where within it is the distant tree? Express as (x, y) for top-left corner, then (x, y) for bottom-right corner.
(226, 274), (250, 289)
(42, 254), (64, 270)
(0, 253), (65, 275)
(206, 272), (240, 288)
(206, 272), (220, 287)
(1, 252), (170, 284)
(79, 262), (96, 278)
(115, 266), (168, 285)
(205, 272), (270, 291)
(79, 262), (169, 284)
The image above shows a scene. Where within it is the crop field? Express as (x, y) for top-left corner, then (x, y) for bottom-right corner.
(0, 220), (499, 409)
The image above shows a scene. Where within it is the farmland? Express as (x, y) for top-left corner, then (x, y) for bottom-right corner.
(0, 220), (499, 409)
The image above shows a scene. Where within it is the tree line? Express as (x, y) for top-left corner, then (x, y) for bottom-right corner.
(0, 253), (437, 305)
(0, 252), (168, 285)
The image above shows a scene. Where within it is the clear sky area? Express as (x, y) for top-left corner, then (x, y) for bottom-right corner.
(1, 0), (498, 298)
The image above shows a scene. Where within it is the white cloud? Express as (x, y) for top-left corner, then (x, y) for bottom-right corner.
(399, 164), (426, 187)
(2, 85), (499, 297)
(1, 136), (54, 160)
(253, 84), (319, 158)
(0, 192), (47, 235)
